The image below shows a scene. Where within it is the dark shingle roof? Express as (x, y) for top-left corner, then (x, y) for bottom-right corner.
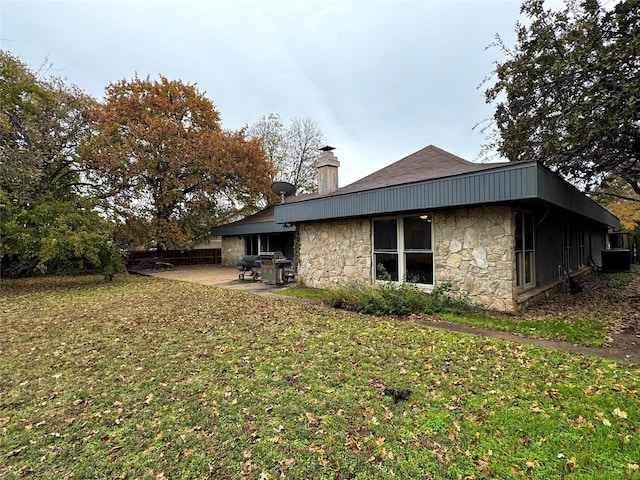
(223, 205), (276, 226)
(286, 145), (510, 203)
(210, 205), (295, 236)
(339, 145), (509, 193)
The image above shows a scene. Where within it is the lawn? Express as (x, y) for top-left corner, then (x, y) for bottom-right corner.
(278, 272), (639, 347)
(1, 275), (639, 479)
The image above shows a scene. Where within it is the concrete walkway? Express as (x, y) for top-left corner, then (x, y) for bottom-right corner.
(137, 264), (291, 295)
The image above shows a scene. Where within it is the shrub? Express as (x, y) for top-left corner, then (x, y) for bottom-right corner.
(323, 281), (475, 317)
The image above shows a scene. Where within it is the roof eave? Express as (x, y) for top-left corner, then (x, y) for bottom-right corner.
(275, 162), (619, 228)
(211, 221), (295, 236)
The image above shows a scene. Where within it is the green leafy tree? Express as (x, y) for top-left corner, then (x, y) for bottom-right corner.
(0, 50), (123, 278)
(483, 0), (640, 198)
(1, 192), (121, 279)
(81, 76), (275, 249)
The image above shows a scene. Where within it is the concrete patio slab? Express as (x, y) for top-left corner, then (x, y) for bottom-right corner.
(136, 265), (292, 294)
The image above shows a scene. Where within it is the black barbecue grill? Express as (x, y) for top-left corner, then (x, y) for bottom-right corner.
(237, 255), (261, 281)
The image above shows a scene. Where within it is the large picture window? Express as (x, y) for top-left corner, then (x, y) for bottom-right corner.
(244, 233), (295, 260)
(373, 215), (433, 284)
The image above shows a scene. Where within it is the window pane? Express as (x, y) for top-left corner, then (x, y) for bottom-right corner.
(515, 211), (523, 251)
(373, 219), (397, 250)
(405, 253), (433, 284)
(245, 235), (258, 255)
(375, 253), (398, 281)
(516, 252), (522, 287)
(524, 212), (534, 250)
(525, 251), (533, 284)
(404, 215), (432, 250)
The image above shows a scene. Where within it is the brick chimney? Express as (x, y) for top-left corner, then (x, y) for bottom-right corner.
(316, 146), (340, 194)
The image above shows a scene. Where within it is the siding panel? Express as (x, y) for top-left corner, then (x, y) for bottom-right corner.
(274, 163), (617, 229)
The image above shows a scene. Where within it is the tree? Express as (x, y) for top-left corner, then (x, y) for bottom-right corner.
(0, 51), (123, 278)
(248, 114), (326, 194)
(483, 0), (640, 198)
(1, 51), (96, 201)
(81, 76), (275, 249)
(593, 177), (640, 231)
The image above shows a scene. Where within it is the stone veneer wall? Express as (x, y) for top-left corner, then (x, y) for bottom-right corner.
(434, 206), (515, 311)
(221, 236), (244, 267)
(297, 218), (372, 288)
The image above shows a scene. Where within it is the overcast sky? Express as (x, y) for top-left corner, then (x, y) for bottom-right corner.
(2, 0), (533, 186)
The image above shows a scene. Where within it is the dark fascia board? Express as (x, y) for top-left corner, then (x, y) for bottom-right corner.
(211, 221), (295, 237)
(535, 167), (620, 228)
(274, 162), (619, 228)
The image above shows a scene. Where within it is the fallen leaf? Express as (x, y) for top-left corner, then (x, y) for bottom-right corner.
(525, 460), (539, 469)
(510, 465), (524, 475)
(613, 408), (628, 419)
(373, 437), (385, 447)
(6, 446), (27, 457)
(280, 457), (294, 469)
(241, 459), (253, 474)
(566, 456), (578, 471)
(349, 438), (360, 452)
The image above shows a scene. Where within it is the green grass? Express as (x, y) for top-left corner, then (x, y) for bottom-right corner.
(279, 276), (629, 347)
(1, 275), (639, 479)
(605, 272), (635, 290)
(277, 286), (327, 301)
(439, 313), (608, 347)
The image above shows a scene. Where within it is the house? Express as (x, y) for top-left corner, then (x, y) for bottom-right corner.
(212, 204), (296, 266)
(212, 145), (619, 311)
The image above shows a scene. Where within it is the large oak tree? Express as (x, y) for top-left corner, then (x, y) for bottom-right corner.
(484, 0), (639, 199)
(82, 76), (275, 249)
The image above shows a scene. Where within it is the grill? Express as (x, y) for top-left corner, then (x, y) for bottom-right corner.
(237, 255), (261, 281)
(259, 251), (294, 285)
(237, 251), (295, 284)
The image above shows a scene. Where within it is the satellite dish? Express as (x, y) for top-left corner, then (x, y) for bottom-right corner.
(271, 181), (296, 203)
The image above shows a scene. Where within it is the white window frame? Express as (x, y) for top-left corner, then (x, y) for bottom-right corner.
(372, 214), (434, 286)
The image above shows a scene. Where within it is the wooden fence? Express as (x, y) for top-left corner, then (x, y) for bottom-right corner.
(125, 248), (221, 269)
